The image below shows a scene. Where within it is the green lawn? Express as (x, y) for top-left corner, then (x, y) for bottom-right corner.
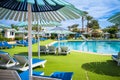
(1, 39), (120, 80)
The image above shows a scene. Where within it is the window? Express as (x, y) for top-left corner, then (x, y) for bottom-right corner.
(10, 31), (14, 36)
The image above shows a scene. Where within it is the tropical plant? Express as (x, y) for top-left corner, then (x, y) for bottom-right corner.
(102, 25), (118, 38)
(81, 11), (88, 31)
(11, 24), (19, 30)
(89, 20), (100, 29)
(86, 16), (93, 31)
(32, 25), (42, 32)
(67, 24), (79, 32)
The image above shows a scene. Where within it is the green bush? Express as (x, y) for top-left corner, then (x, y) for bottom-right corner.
(15, 37), (23, 40)
(67, 34), (74, 39)
(0, 37), (10, 41)
(51, 34), (57, 39)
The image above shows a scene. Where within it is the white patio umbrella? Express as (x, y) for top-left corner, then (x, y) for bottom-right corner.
(104, 32), (110, 39)
(0, 0), (84, 80)
(104, 32), (110, 35)
(49, 27), (74, 52)
(116, 31), (120, 38)
(15, 21), (61, 59)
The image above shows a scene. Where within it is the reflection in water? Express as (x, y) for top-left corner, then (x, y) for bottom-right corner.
(53, 41), (120, 54)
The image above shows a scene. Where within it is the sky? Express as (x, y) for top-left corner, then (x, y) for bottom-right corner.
(0, 0), (120, 29)
(63, 0), (120, 29)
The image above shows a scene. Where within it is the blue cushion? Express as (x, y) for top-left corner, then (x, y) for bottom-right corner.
(19, 70), (44, 80)
(50, 72), (73, 80)
(112, 55), (118, 58)
(0, 51), (8, 54)
(32, 58), (45, 64)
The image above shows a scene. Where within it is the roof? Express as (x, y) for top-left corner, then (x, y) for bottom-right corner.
(5, 29), (17, 32)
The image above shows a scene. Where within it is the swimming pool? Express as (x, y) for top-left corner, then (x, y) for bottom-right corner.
(52, 41), (120, 55)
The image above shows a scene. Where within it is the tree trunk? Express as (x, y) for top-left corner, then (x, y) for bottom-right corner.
(82, 16), (84, 32)
(87, 20), (89, 32)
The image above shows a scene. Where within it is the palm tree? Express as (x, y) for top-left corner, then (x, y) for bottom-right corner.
(86, 15), (93, 32)
(81, 16), (84, 31)
(81, 11), (88, 32)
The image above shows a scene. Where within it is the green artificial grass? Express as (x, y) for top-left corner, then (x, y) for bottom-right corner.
(1, 39), (120, 80)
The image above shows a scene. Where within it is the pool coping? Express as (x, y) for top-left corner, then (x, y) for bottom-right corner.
(67, 40), (120, 42)
(72, 50), (112, 56)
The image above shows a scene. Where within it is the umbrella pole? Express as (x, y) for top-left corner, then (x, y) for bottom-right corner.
(38, 22), (40, 58)
(58, 33), (60, 53)
(28, 3), (32, 80)
(23, 30), (24, 40)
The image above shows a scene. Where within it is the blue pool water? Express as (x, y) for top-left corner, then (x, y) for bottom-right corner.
(52, 41), (120, 54)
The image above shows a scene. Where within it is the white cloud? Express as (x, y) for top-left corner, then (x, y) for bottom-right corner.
(65, 0), (120, 28)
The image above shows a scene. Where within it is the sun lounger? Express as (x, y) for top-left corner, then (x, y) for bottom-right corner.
(40, 37), (48, 41)
(0, 42), (10, 49)
(16, 40), (28, 46)
(0, 69), (21, 80)
(0, 42), (5, 49)
(0, 50), (8, 54)
(58, 47), (70, 55)
(0, 69), (44, 80)
(32, 76), (61, 80)
(0, 53), (16, 68)
(47, 46), (56, 54)
(112, 52), (120, 66)
(19, 70), (44, 80)
(33, 72), (73, 80)
(9, 55), (47, 71)
(2, 41), (12, 48)
(3, 41), (17, 47)
(0, 69), (73, 80)
(50, 72), (73, 80)
(40, 46), (47, 54)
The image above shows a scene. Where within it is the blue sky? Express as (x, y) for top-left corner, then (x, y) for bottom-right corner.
(0, 0), (120, 29)
(63, 0), (120, 29)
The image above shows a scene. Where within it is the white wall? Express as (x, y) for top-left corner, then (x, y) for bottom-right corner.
(4, 30), (15, 38)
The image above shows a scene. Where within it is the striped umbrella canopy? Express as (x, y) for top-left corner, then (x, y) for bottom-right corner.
(15, 30), (28, 33)
(0, 0), (84, 22)
(108, 12), (120, 24)
(15, 21), (61, 27)
(0, 0), (84, 79)
(0, 23), (11, 28)
(15, 30), (43, 34)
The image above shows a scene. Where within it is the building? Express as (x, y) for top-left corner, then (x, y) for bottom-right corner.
(3, 29), (16, 39)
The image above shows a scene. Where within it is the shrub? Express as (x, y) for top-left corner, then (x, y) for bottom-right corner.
(15, 37), (23, 40)
(51, 34), (57, 39)
(0, 37), (9, 41)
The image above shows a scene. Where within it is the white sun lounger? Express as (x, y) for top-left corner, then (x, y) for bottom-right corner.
(0, 69), (44, 80)
(40, 46), (47, 54)
(112, 52), (120, 66)
(47, 46), (57, 54)
(9, 55), (47, 71)
(0, 54), (16, 68)
(58, 47), (70, 55)
(0, 69), (73, 80)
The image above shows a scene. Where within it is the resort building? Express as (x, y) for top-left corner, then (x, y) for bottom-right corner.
(3, 29), (16, 39)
